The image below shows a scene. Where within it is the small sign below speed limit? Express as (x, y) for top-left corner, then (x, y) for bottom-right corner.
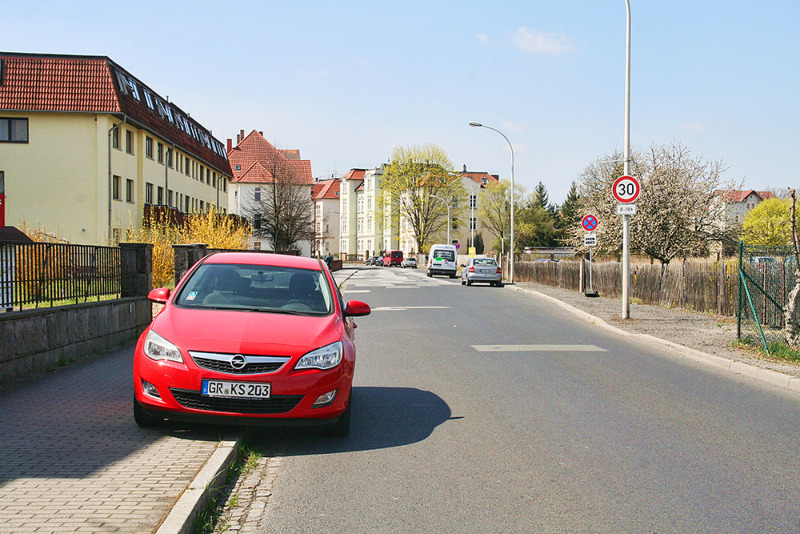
(612, 175), (640, 203)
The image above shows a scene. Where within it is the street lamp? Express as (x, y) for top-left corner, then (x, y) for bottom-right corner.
(429, 194), (450, 245)
(469, 122), (515, 283)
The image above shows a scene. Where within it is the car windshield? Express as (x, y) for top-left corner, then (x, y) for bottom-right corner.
(433, 250), (455, 262)
(473, 258), (497, 266)
(173, 263), (333, 316)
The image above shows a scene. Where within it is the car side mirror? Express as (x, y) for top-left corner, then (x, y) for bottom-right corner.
(147, 287), (171, 304)
(344, 300), (371, 317)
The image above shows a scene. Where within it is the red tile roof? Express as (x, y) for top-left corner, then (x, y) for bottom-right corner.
(0, 52), (231, 175)
(714, 190), (776, 203)
(227, 130), (313, 185)
(461, 171), (500, 188)
(312, 179), (340, 200)
(343, 169), (366, 181)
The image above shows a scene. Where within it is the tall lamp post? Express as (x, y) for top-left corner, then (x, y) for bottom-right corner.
(429, 194), (450, 245)
(469, 122), (515, 283)
(622, 0), (632, 319)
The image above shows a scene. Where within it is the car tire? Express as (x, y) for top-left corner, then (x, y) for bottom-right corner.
(466, 279), (472, 286)
(461, 278), (466, 285)
(133, 398), (160, 428)
(327, 394), (352, 437)
(449, 273), (456, 279)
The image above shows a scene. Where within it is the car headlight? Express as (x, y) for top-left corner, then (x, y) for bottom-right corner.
(295, 341), (343, 370)
(143, 330), (183, 363)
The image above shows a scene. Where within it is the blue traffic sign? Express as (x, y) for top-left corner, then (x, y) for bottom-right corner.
(582, 215), (598, 232)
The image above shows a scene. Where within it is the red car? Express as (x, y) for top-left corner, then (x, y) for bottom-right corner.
(133, 252), (370, 435)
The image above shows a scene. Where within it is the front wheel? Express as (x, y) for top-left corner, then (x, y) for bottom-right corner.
(134, 398), (160, 428)
(327, 394), (352, 437)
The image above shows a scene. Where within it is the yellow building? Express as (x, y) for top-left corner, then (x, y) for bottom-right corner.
(0, 52), (232, 245)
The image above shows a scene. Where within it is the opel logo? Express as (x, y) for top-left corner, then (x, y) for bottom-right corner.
(230, 354), (247, 370)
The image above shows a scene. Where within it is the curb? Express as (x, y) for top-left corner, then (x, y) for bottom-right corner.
(512, 286), (800, 394)
(155, 434), (241, 534)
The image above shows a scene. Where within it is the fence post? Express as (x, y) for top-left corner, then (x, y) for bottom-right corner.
(173, 244), (209, 286)
(119, 243), (153, 297)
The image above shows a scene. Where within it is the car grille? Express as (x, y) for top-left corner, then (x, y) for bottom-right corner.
(170, 388), (303, 414)
(189, 351), (289, 375)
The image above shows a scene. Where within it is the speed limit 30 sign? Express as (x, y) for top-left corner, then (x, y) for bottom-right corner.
(612, 175), (640, 203)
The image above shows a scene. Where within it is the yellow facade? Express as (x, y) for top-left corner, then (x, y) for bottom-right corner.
(0, 111), (228, 245)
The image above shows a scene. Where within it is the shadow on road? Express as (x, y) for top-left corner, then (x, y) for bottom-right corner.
(247, 386), (452, 455)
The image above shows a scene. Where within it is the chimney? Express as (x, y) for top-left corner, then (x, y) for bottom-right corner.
(259, 131), (264, 137)
(227, 139), (232, 152)
(237, 130), (244, 144)
(463, 164), (467, 172)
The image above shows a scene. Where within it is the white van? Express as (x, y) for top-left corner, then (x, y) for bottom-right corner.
(427, 244), (458, 278)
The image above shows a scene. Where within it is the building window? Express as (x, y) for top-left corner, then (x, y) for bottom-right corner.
(112, 175), (121, 200)
(145, 183), (153, 204)
(157, 142), (164, 163)
(254, 187), (261, 201)
(168, 189), (173, 207)
(126, 179), (134, 203)
(253, 214), (262, 229)
(254, 241), (262, 250)
(234, 164), (241, 171)
(145, 137), (153, 159)
(470, 217), (477, 230)
(112, 127), (120, 149)
(469, 194), (477, 209)
(167, 149), (173, 168)
(157, 186), (164, 205)
(0, 118), (28, 143)
(125, 130), (133, 154)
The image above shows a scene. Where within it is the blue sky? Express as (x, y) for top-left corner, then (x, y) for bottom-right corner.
(4, 0), (798, 204)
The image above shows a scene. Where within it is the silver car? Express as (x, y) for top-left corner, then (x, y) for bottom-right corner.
(461, 257), (503, 287)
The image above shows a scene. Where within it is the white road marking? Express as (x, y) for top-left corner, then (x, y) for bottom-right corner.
(472, 344), (607, 352)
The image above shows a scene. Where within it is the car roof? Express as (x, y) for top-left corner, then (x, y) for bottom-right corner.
(203, 252), (323, 270)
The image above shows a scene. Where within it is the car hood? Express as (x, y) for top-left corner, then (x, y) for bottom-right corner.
(151, 306), (343, 357)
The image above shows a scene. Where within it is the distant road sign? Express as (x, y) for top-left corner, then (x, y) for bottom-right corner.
(582, 215), (598, 232)
(613, 175), (640, 203)
(616, 204), (637, 216)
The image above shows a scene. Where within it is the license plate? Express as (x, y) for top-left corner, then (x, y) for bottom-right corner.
(201, 379), (271, 399)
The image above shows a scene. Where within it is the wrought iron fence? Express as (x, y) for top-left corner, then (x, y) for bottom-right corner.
(0, 242), (122, 310)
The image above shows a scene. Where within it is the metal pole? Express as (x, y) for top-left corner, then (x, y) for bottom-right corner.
(622, 0), (632, 319)
(469, 122), (515, 283)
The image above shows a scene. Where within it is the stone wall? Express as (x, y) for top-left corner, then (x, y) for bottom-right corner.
(0, 297), (152, 384)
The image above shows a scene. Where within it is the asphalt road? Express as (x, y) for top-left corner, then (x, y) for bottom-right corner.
(250, 266), (800, 533)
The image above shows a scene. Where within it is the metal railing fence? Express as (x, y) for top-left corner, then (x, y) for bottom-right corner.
(0, 242), (121, 310)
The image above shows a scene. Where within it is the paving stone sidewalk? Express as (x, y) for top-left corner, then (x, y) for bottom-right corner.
(0, 341), (234, 534)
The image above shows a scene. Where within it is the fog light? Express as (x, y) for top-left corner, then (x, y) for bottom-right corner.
(141, 379), (161, 399)
(312, 390), (338, 407)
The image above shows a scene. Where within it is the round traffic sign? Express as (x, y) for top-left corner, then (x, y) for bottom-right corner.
(612, 175), (640, 203)
(582, 214), (598, 232)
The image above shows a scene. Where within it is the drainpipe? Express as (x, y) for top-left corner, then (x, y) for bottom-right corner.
(166, 145), (174, 209)
(108, 116), (128, 243)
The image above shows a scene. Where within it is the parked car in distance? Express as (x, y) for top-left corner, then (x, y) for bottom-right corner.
(383, 250), (403, 267)
(365, 256), (380, 266)
(133, 252), (371, 436)
(401, 257), (417, 268)
(461, 256), (503, 287)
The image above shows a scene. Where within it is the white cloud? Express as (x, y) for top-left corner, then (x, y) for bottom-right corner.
(476, 33), (489, 46)
(682, 120), (706, 135)
(513, 26), (574, 55)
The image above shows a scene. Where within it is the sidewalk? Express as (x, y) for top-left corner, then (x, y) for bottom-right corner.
(0, 341), (240, 534)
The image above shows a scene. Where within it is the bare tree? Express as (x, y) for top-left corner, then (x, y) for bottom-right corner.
(784, 189), (800, 347)
(574, 143), (739, 264)
(241, 156), (314, 253)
